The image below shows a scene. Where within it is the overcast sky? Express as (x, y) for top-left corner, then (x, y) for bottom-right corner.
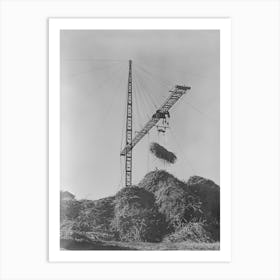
(60, 30), (220, 200)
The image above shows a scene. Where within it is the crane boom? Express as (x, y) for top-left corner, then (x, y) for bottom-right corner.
(120, 85), (191, 156)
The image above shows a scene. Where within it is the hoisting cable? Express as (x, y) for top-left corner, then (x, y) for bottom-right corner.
(134, 64), (170, 105)
(90, 63), (127, 145)
(134, 67), (159, 110)
(169, 128), (196, 175)
(135, 62), (172, 89)
(133, 71), (154, 120)
(133, 80), (146, 131)
(66, 60), (125, 79)
(185, 101), (219, 125)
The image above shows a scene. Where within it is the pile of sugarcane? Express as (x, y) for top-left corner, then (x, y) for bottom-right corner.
(150, 142), (177, 164)
(111, 186), (167, 242)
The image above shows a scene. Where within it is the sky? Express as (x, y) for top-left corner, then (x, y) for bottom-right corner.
(60, 30), (220, 200)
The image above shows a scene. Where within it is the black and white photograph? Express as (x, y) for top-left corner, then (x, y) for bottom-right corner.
(60, 29), (220, 251)
(2, 1), (280, 278)
(49, 18), (231, 261)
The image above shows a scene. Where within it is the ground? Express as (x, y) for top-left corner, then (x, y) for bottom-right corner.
(60, 238), (220, 251)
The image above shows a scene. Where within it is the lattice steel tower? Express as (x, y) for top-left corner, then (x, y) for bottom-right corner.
(120, 59), (190, 188)
(125, 60), (133, 187)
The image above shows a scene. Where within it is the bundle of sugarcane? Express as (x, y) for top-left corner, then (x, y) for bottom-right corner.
(150, 142), (177, 164)
(111, 186), (167, 242)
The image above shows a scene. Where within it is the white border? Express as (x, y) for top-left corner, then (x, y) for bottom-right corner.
(49, 18), (231, 262)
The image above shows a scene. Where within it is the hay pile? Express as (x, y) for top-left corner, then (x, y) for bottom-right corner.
(164, 222), (214, 243)
(150, 142), (177, 164)
(60, 171), (220, 245)
(186, 176), (220, 223)
(83, 196), (115, 231)
(60, 199), (81, 222)
(111, 186), (167, 242)
(60, 196), (116, 242)
(139, 170), (203, 227)
(138, 170), (182, 193)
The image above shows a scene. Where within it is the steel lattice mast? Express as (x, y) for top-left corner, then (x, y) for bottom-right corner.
(125, 60), (133, 187)
(121, 59), (191, 188)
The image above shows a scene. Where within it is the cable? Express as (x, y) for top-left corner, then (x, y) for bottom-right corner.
(62, 58), (127, 62)
(65, 61), (124, 79)
(133, 72), (152, 120)
(135, 62), (172, 89)
(147, 132), (150, 172)
(169, 128), (195, 175)
(185, 101), (219, 125)
(134, 68), (158, 110)
(89, 63), (127, 143)
(133, 80), (146, 131)
(134, 64), (169, 105)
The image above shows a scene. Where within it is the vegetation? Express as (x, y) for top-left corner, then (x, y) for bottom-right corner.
(139, 171), (204, 226)
(164, 222), (215, 243)
(150, 142), (177, 164)
(60, 170), (220, 250)
(185, 176), (220, 225)
(60, 190), (75, 200)
(112, 186), (167, 242)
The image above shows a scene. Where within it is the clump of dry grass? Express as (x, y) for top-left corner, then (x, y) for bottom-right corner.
(150, 142), (177, 164)
(82, 196), (115, 232)
(186, 176), (220, 223)
(139, 170), (203, 226)
(111, 186), (167, 242)
(60, 199), (81, 222)
(139, 169), (182, 193)
(60, 196), (117, 242)
(164, 222), (214, 243)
